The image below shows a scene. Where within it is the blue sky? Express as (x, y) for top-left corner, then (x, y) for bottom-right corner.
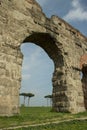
(20, 0), (87, 106)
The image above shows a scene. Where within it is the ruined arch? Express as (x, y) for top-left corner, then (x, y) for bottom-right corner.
(0, 0), (87, 116)
(22, 33), (67, 111)
(21, 32), (64, 105)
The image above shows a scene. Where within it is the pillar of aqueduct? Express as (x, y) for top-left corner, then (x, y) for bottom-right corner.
(0, 0), (87, 116)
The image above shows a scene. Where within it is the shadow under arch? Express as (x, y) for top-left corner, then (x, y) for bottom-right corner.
(23, 32), (62, 64)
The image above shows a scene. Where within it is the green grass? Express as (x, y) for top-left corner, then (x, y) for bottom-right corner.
(16, 120), (87, 130)
(0, 107), (87, 129)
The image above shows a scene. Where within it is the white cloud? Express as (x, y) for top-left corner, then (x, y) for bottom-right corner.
(63, 0), (87, 21)
(22, 74), (31, 80)
(72, 0), (80, 8)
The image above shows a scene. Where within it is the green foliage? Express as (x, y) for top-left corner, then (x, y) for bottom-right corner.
(20, 93), (35, 98)
(44, 95), (52, 98)
(20, 93), (35, 106)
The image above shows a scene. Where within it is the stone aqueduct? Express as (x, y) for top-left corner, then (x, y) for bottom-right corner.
(0, 0), (87, 116)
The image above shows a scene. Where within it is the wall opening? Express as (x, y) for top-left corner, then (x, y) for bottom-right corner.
(20, 43), (54, 106)
(81, 64), (87, 110)
(19, 32), (59, 107)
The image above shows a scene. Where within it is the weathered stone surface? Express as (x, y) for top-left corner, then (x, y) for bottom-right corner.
(0, 0), (87, 116)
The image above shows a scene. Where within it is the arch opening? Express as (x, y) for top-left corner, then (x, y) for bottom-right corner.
(20, 32), (65, 111)
(20, 32), (59, 107)
(20, 42), (54, 106)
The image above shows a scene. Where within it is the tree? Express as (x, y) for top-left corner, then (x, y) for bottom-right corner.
(44, 95), (53, 106)
(26, 93), (35, 106)
(20, 93), (27, 106)
(20, 92), (35, 107)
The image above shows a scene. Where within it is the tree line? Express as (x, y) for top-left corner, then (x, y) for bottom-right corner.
(20, 92), (52, 107)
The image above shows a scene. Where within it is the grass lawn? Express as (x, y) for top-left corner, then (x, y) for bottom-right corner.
(16, 120), (87, 130)
(0, 107), (87, 129)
